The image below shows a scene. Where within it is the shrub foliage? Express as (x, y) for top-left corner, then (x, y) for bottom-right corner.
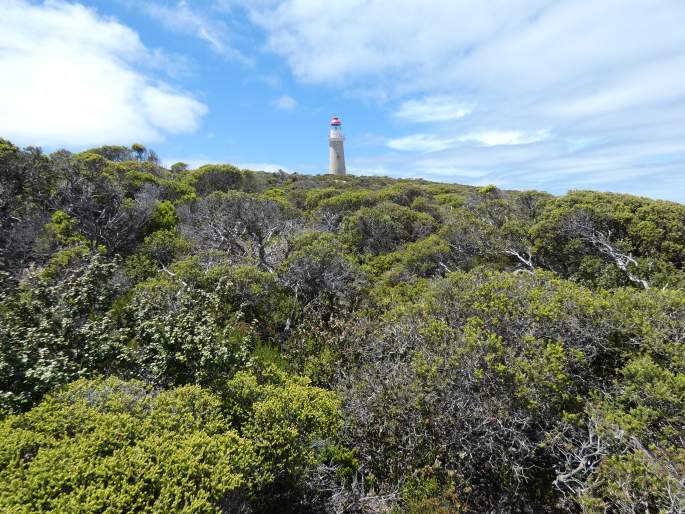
(1, 139), (684, 512)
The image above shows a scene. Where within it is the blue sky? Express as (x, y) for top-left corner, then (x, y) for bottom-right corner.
(2, 1), (685, 201)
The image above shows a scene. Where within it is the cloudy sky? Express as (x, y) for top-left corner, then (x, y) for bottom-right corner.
(2, 1), (685, 201)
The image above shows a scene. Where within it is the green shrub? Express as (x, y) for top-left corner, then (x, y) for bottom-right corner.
(0, 372), (343, 513)
(342, 202), (436, 255)
(0, 378), (255, 513)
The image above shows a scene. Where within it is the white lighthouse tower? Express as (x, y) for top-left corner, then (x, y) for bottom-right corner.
(328, 116), (346, 175)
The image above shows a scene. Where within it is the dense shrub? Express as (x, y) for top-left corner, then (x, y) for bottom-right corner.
(337, 271), (685, 511)
(1, 138), (684, 512)
(342, 201), (436, 255)
(0, 373), (342, 513)
(0, 253), (126, 412)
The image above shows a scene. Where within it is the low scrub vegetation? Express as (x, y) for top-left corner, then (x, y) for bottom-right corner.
(1, 138), (684, 512)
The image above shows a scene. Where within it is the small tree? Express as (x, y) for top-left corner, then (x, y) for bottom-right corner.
(180, 191), (300, 271)
(170, 161), (189, 173)
(131, 143), (146, 161)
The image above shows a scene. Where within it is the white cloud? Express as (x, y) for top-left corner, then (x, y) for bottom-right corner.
(394, 96), (473, 123)
(244, 0), (685, 106)
(139, 0), (250, 63)
(362, 119), (685, 200)
(246, 0), (540, 86)
(387, 134), (456, 153)
(388, 129), (548, 153)
(271, 95), (297, 110)
(458, 130), (550, 147)
(0, 0), (207, 147)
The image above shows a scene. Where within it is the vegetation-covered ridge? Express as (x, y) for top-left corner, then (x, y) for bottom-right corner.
(1, 138), (684, 513)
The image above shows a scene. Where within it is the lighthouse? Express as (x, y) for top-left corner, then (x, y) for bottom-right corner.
(328, 116), (346, 175)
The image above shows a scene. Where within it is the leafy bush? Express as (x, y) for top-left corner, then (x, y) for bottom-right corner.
(0, 373), (342, 513)
(0, 253), (126, 412)
(116, 279), (256, 388)
(342, 201), (436, 255)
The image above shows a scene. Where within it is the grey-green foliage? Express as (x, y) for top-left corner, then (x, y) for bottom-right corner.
(342, 201), (436, 255)
(337, 271), (685, 512)
(280, 232), (366, 307)
(0, 252), (125, 412)
(0, 251), (258, 412)
(119, 279), (256, 388)
(179, 191), (300, 271)
(0, 139), (53, 272)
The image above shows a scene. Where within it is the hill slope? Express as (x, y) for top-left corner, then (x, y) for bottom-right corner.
(1, 139), (684, 512)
